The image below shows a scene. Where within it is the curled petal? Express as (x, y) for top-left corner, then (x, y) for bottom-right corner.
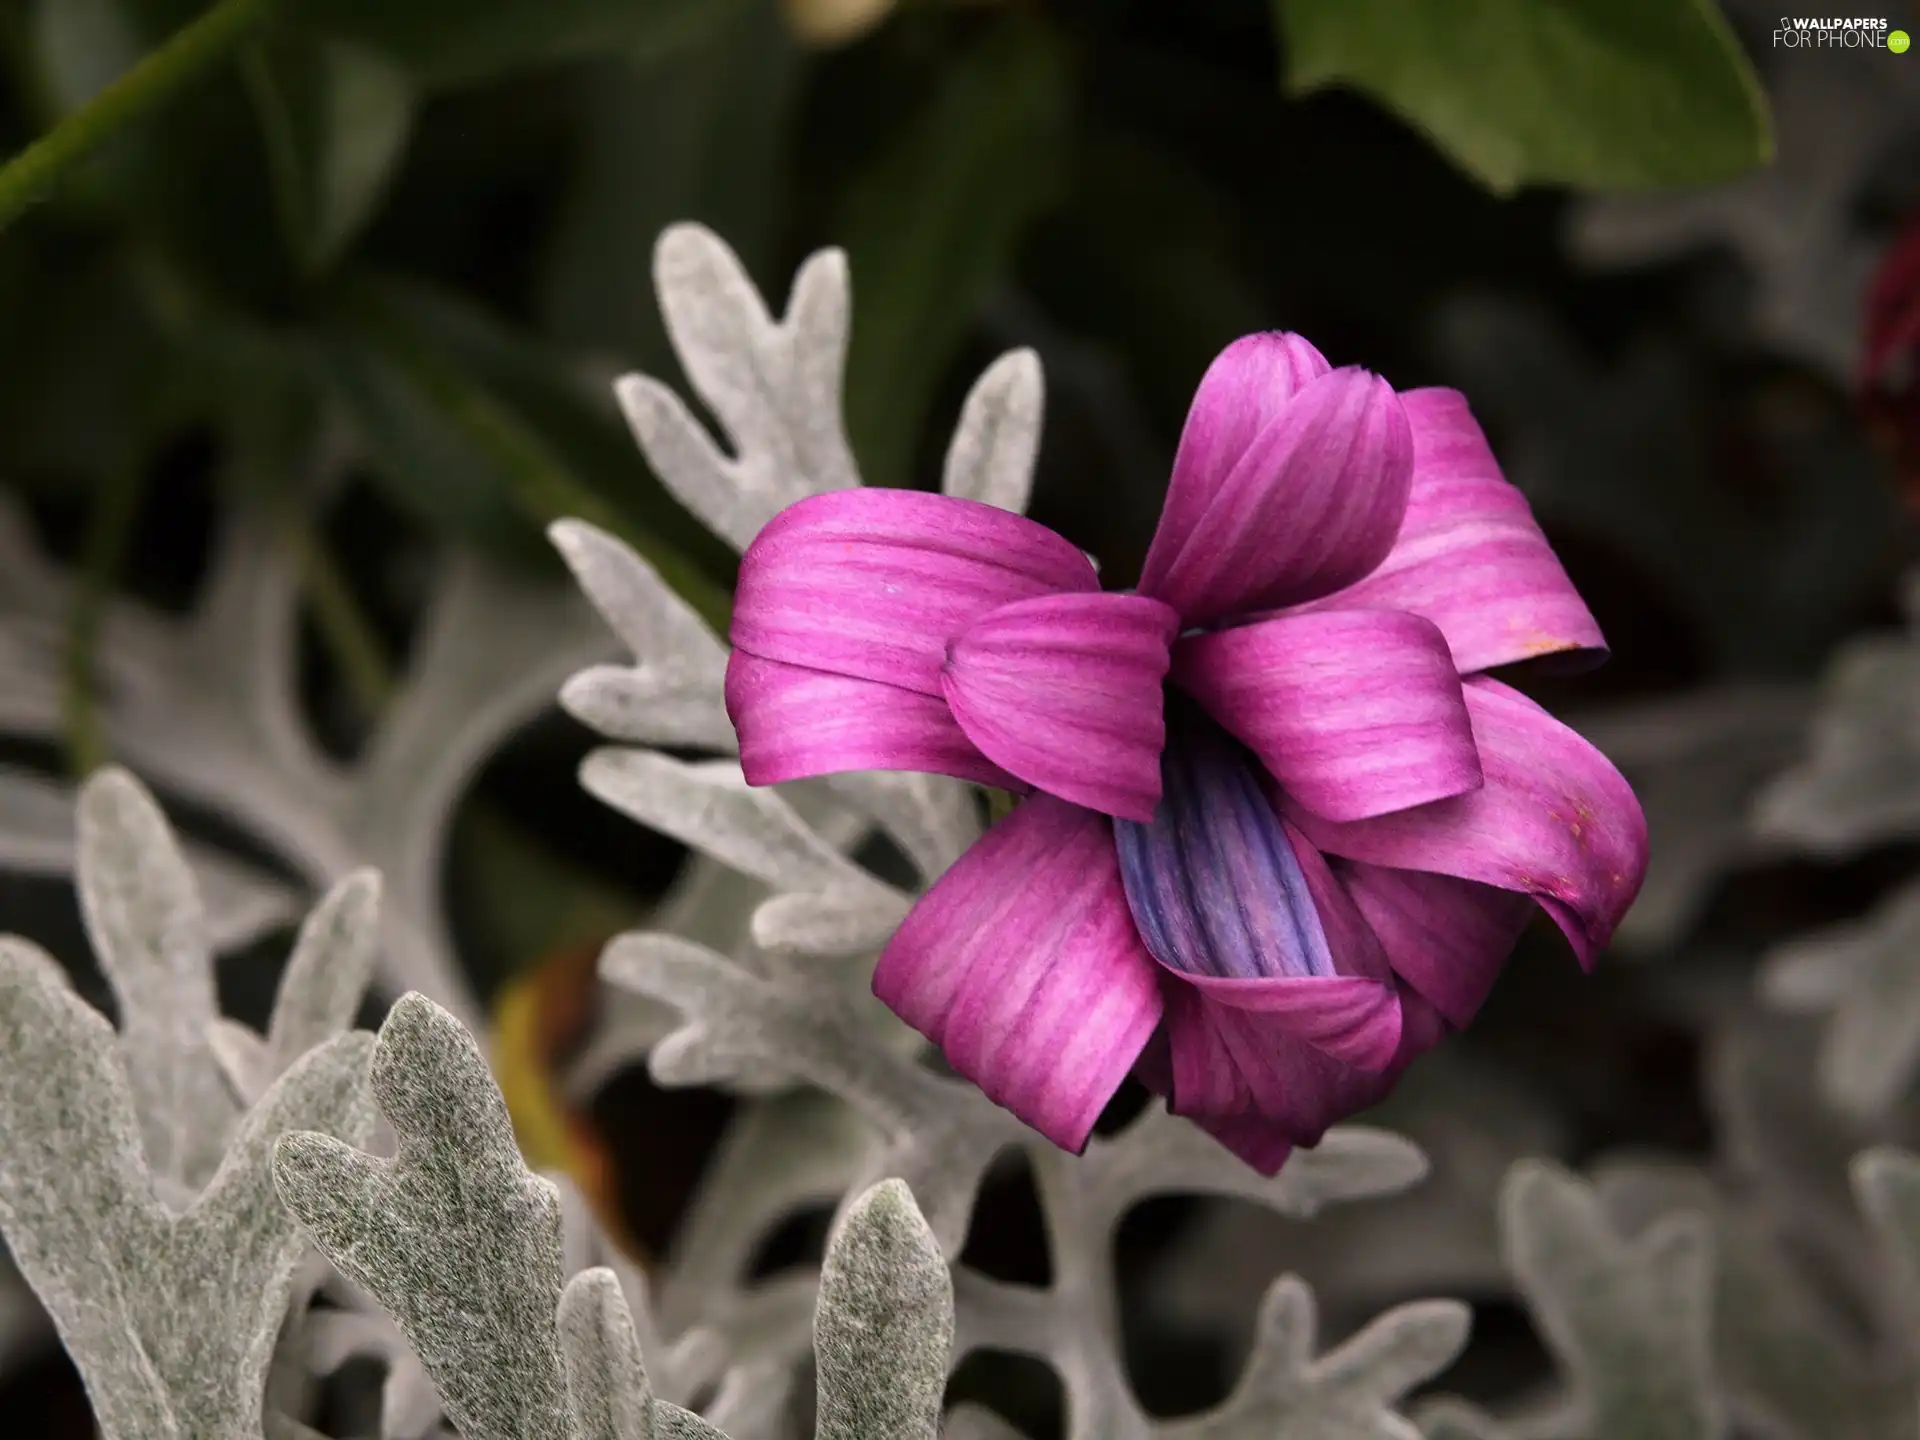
(726, 651), (1022, 790)
(1143, 983), (1448, 1172)
(732, 489), (1097, 695)
(1147, 332), (1332, 564)
(942, 593), (1179, 821)
(1174, 608), (1482, 823)
(1340, 863), (1536, 1028)
(1289, 679), (1648, 966)
(1306, 388), (1605, 673)
(1139, 366), (1414, 623)
(873, 797), (1162, 1152)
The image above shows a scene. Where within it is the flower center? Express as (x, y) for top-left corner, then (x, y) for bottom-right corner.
(1113, 697), (1335, 981)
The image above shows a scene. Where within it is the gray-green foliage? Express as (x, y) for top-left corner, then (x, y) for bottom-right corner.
(1753, 572), (1920, 1117)
(0, 767), (377, 1440)
(0, 497), (614, 1032)
(1500, 1162), (1722, 1440)
(272, 989), (963, 1440)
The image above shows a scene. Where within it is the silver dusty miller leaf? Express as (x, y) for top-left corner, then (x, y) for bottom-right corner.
(0, 768), (376, 1440)
(0, 761), (296, 953)
(1757, 572), (1920, 1116)
(1498, 1160), (1724, 1440)
(274, 990), (988, 1440)
(0, 501), (614, 1031)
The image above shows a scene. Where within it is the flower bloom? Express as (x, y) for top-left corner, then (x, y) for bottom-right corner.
(723, 333), (1648, 1173)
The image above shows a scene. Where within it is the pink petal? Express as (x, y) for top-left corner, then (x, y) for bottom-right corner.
(1340, 863), (1536, 1028)
(873, 796), (1163, 1153)
(725, 651), (1024, 790)
(941, 592), (1180, 822)
(1288, 678), (1648, 967)
(1173, 608), (1483, 823)
(732, 489), (1098, 696)
(1138, 366), (1414, 623)
(1146, 332), (1332, 565)
(1304, 388), (1605, 673)
(1171, 970), (1404, 1072)
(1154, 980), (1445, 1153)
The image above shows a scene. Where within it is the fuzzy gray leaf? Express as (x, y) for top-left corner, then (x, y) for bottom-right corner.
(1164, 1277), (1468, 1440)
(1756, 594), (1920, 854)
(1501, 1160), (1723, 1440)
(265, 868), (383, 1078)
(815, 1179), (954, 1440)
(1415, 1399), (1513, 1440)
(560, 1267), (657, 1440)
(1592, 1157), (1888, 1440)
(1854, 1146), (1920, 1338)
(75, 765), (236, 1193)
(617, 224), (859, 553)
(940, 348), (1043, 515)
(1764, 876), (1920, 1115)
(551, 519), (735, 751)
(0, 936), (374, 1440)
(0, 764), (297, 952)
(274, 992), (573, 1440)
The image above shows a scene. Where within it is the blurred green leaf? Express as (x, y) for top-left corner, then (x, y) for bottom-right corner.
(307, 0), (749, 89)
(1274, 0), (1772, 194)
(319, 276), (735, 620)
(838, 14), (1069, 488)
(538, 0), (800, 374)
(243, 34), (413, 272)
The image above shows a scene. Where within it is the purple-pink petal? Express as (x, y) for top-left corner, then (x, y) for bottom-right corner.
(941, 592), (1180, 822)
(1138, 366), (1415, 624)
(1340, 862), (1536, 1028)
(1304, 388), (1606, 674)
(725, 651), (1024, 790)
(1152, 979), (1444, 1156)
(1146, 332), (1332, 573)
(1287, 678), (1649, 967)
(1173, 608), (1483, 823)
(872, 796), (1163, 1153)
(731, 488), (1097, 696)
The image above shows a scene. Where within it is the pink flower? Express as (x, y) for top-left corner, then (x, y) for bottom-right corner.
(723, 333), (1648, 1174)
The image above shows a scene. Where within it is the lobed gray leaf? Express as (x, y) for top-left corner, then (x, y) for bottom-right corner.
(0, 763), (296, 952)
(1854, 1147), (1920, 1343)
(939, 348), (1044, 515)
(1756, 591), (1920, 855)
(274, 993), (573, 1440)
(1763, 875), (1920, 1115)
(1501, 1160), (1724, 1440)
(0, 934), (374, 1440)
(550, 519), (734, 752)
(1591, 1155), (1892, 1440)
(814, 1179), (953, 1440)
(75, 766), (236, 1195)
(617, 224), (859, 553)
(1162, 1277), (1469, 1440)
(560, 1267), (658, 1440)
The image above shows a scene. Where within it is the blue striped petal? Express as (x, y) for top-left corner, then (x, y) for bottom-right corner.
(1114, 700), (1336, 980)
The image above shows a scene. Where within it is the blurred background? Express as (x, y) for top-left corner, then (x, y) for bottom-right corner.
(2, 0), (1919, 1433)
